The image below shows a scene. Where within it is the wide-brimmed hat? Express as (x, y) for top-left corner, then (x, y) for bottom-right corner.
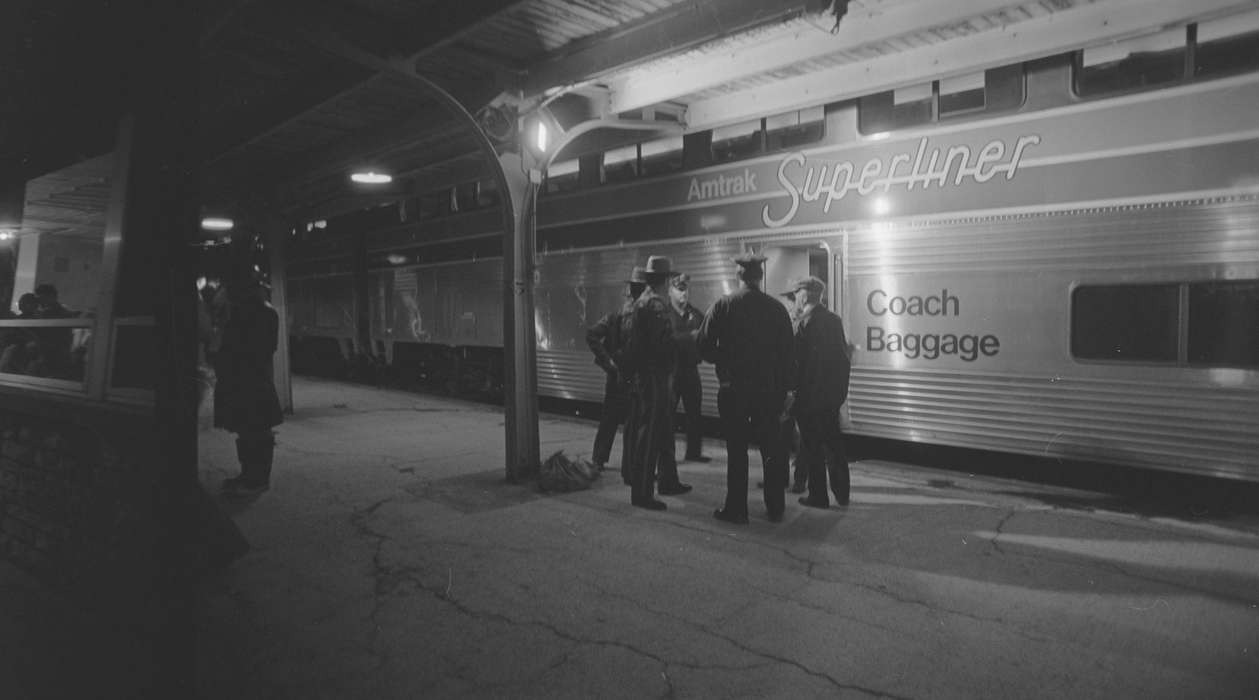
(624, 266), (647, 284)
(643, 255), (673, 276)
(783, 276), (825, 297)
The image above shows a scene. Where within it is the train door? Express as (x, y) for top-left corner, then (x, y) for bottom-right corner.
(760, 241), (832, 301)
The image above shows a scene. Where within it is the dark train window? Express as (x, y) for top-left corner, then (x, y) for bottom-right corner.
(711, 119), (763, 163)
(1075, 27), (1186, 97)
(544, 159), (580, 195)
(639, 135), (684, 177)
(859, 82), (932, 134)
(938, 73), (985, 116)
(603, 144), (639, 184)
(765, 106), (824, 152)
(1071, 284), (1179, 362)
(1188, 281), (1259, 368)
(1195, 13), (1259, 79)
(476, 178), (501, 208)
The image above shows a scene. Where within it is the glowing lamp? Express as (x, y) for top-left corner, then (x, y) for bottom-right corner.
(351, 171), (393, 184)
(201, 217), (234, 231)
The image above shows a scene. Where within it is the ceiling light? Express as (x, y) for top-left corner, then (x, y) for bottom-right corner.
(201, 217), (234, 231)
(351, 171), (393, 184)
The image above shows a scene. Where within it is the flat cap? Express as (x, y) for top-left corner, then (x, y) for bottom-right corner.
(670, 272), (691, 288)
(784, 276), (826, 297)
(731, 252), (768, 267)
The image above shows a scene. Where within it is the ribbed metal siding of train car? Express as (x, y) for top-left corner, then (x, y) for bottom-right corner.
(843, 199), (1259, 481)
(534, 240), (743, 411)
(286, 265), (357, 377)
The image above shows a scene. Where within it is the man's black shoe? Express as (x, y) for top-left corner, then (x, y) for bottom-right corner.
(658, 483), (693, 496)
(798, 496), (829, 509)
(713, 508), (749, 525)
(685, 454), (712, 463)
(633, 498), (667, 511)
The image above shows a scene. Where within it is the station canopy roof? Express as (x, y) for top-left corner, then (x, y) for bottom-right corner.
(6, 0), (1253, 230)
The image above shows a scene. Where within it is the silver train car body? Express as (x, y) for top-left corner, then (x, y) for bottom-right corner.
(289, 60), (1259, 481)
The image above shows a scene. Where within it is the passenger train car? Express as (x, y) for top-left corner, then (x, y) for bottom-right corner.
(285, 30), (1259, 481)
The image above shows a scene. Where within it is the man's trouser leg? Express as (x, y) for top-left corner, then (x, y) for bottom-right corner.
(717, 386), (749, 517)
(621, 388), (641, 486)
(821, 408), (850, 504)
(799, 410), (832, 505)
(592, 376), (625, 466)
(632, 373), (669, 504)
(677, 367), (704, 459)
(752, 397), (785, 517)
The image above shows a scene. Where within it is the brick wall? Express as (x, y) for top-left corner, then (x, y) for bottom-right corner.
(0, 392), (159, 596)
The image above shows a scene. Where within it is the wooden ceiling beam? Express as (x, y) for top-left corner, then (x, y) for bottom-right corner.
(519, 0), (822, 97)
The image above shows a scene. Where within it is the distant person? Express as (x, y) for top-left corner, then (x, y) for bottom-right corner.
(34, 283), (75, 318)
(586, 266), (646, 481)
(697, 253), (794, 524)
(622, 256), (679, 510)
(215, 276), (284, 496)
(779, 288), (809, 494)
(785, 277), (852, 508)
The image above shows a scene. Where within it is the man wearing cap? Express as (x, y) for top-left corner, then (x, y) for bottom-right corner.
(621, 256), (679, 510)
(785, 276), (852, 508)
(696, 252), (795, 524)
(663, 272), (710, 465)
(586, 266), (646, 482)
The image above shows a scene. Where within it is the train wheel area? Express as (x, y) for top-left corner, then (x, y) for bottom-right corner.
(183, 376), (1259, 698)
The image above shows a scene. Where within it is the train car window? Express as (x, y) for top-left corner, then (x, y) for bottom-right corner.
(416, 191), (442, 219)
(765, 106), (824, 152)
(711, 118), (763, 163)
(1071, 284), (1179, 362)
(1195, 11), (1259, 79)
(544, 158), (580, 195)
(1075, 27), (1186, 97)
(939, 72), (985, 117)
(454, 182), (479, 212)
(858, 82), (932, 133)
(476, 178), (501, 208)
(639, 134), (684, 177)
(1187, 280), (1259, 368)
(603, 144), (639, 184)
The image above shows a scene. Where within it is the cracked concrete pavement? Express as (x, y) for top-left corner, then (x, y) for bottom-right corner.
(195, 377), (1259, 699)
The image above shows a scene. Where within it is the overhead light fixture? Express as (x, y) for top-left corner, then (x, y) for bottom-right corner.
(201, 217), (234, 231)
(351, 171), (393, 184)
(0, 229), (15, 241)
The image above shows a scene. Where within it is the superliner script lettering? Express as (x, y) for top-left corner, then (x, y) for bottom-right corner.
(761, 134), (1040, 228)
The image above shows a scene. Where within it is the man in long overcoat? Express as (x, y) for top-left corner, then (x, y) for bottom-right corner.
(622, 256), (677, 510)
(785, 276), (852, 508)
(696, 253), (794, 524)
(215, 277), (284, 495)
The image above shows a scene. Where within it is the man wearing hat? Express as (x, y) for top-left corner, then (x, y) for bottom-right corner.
(621, 256), (679, 510)
(696, 252), (795, 524)
(784, 276), (852, 508)
(586, 266), (647, 482)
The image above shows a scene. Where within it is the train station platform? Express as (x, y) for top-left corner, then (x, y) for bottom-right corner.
(185, 377), (1259, 699)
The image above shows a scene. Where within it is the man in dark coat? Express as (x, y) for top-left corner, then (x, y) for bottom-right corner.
(586, 266), (646, 483)
(696, 253), (794, 524)
(785, 276), (853, 508)
(215, 277), (284, 495)
(622, 256), (678, 510)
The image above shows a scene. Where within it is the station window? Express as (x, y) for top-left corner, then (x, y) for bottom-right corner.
(1195, 11), (1259, 79)
(603, 144), (639, 184)
(0, 152), (110, 388)
(711, 118), (763, 164)
(765, 106), (824, 152)
(1187, 281), (1259, 368)
(639, 134), (684, 177)
(544, 158), (579, 195)
(1075, 27), (1186, 97)
(1070, 284), (1179, 363)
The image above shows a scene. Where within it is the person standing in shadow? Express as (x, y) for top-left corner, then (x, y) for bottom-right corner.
(622, 256), (678, 510)
(215, 275), (284, 496)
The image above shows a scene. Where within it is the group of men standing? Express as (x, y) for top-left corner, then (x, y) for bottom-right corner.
(586, 251), (852, 524)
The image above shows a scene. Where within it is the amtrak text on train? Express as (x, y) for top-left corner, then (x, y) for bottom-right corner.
(761, 133), (1041, 228)
(686, 168), (758, 202)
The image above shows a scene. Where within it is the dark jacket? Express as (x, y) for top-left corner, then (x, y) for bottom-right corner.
(696, 286), (793, 396)
(214, 297), (284, 433)
(586, 300), (634, 376)
(790, 305), (851, 412)
(622, 290), (675, 380)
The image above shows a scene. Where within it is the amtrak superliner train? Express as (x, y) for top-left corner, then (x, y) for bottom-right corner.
(281, 22), (1259, 482)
